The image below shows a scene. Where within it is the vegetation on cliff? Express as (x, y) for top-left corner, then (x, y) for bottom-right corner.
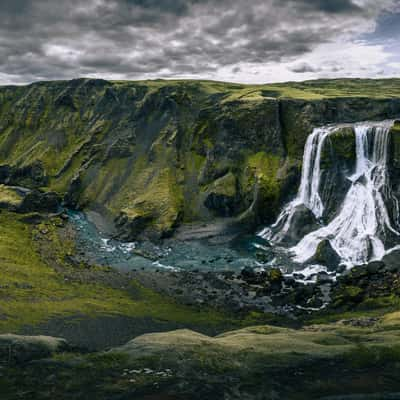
(1, 78), (399, 238)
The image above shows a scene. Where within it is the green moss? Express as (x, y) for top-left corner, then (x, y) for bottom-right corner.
(241, 152), (283, 216)
(115, 78), (400, 100)
(322, 127), (356, 168)
(0, 185), (23, 206)
(205, 172), (237, 198)
(80, 157), (130, 207)
(245, 152), (281, 189)
(268, 268), (283, 282)
(120, 166), (184, 236)
(0, 212), (130, 330)
(343, 344), (400, 369)
(392, 121), (400, 132)
(0, 211), (261, 332)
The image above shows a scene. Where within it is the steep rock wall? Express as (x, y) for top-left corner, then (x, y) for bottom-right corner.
(0, 79), (399, 239)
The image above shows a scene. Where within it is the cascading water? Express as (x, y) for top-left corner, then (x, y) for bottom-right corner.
(259, 127), (334, 242)
(260, 120), (400, 268)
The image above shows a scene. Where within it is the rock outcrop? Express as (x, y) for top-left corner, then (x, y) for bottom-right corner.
(308, 239), (341, 270)
(0, 184), (60, 213)
(0, 334), (69, 364)
(319, 126), (356, 222)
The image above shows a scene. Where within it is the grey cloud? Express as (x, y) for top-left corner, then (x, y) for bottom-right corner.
(289, 62), (320, 73)
(0, 0), (394, 84)
(296, 0), (362, 13)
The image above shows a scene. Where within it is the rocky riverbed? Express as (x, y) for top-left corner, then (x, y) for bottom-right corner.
(63, 209), (400, 321)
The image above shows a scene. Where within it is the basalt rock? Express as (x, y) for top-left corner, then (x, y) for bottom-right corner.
(240, 266), (266, 285)
(20, 190), (61, 213)
(204, 172), (239, 217)
(308, 239), (341, 271)
(278, 204), (320, 245)
(381, 249), (400, 272)
(0, 161), (48, 189)
(319, 127), (356, 221)
(389, 121), (400, 214)
(0, 184), (61, 213)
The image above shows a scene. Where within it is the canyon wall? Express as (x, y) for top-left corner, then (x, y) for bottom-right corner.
(0, 78), (399, 239)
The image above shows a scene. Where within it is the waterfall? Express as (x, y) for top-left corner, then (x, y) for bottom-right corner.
(260, 120), (400, 267)
(259, 127), (334, 242)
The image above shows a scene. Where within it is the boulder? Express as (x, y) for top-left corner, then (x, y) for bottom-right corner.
(388, 121), (400, 206)
(266, 268), (283, 293)
(275, 204), (319, 245)
(0, 334), (69, 364)
(308, 240), (341, 271)
(0, 184), (61, 214)
(382, 249), (400, 272)
(19, 190), (61, 213)
(255, 250), (271, 264)
(366, 261), (385, 274)
(240, 266), (266, 285)
(317, 271), (333, 284)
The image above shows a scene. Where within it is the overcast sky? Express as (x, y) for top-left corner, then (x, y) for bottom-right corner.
(1, 0), (400, 85)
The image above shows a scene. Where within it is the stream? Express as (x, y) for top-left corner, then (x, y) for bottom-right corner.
(68, 210), (268, 273)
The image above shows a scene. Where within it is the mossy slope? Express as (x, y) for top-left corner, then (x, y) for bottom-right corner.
(0, 211), (263, 337)
(2, 315), (400, 399)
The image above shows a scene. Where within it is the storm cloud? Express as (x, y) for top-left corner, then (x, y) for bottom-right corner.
(0, 0), (398, 84)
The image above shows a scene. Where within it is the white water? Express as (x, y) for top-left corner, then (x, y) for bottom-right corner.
(260, 120), (400, 267)
(259, 127), (334, 242)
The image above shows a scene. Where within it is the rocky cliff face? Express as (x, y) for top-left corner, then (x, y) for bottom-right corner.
(1, 78), (400, 239)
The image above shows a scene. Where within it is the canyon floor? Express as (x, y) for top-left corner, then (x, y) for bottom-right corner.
(1, 210), (400, 399)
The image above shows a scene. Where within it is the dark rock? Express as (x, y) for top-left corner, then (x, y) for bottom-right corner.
(284, 277), (297, 287)
(316, 271), (332, 284)
(0, 161), (48, 189)
(240, 266), (266, 285)
(319, 127), (356, 221)
(54, 93), (77, 111)
(382, 249), (400, 272)
(20, 190), (61, 213)
(307, 295), (324, 309)
(204, 172), (239, 217)
(294, 284), (316, 304)
(341, 317), (379, 327)
(308, 240), (341, 271)
(255, 251), (271, 263)
(293, 273), (306, 280)
(115, 212), (153, 240)
(18, 212), (44, 224)
(366, 261), (385, 274)
(105, 138), (134, 160)
(240, 266), (256, 280)
(274, 204), (319, 245)
(335, 264), (347, 274)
